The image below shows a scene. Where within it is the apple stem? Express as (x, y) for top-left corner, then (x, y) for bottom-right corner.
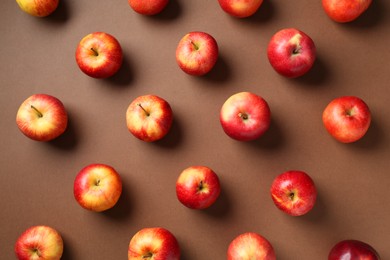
(137, 103), (150, 116)
(292, 46), (302, 55)
(289, 192), (295, 200)
(30, 105), (43, 118)
(142, 252), (153, 259)
(190, 41), (199, 50)
(90, 47), (99, 56)
(238, 112), (248, 120)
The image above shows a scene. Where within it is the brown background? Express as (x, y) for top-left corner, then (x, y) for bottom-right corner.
(1, 0), (390, 259)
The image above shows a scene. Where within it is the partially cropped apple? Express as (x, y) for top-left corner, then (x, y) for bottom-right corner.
(322, 0), (372, 23)
(16, 0), (59, 17)
(329, 240), (380, 260)
(128, 0), (169, 15)
(227, 232), (276, 260)
(217, 0), (264, 18)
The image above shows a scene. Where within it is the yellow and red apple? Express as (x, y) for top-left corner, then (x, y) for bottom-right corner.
(227, 232), (276, 260)
(217, 0), (263, 18)
(322, 0), (372, 23)
(16, 0), (59, 17)
(128, 0), (169, 15)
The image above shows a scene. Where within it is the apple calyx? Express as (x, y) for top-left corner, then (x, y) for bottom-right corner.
(137, 103), (150, 116)
(238, 112), (249, 120)
(90, 48), (99, 56)
(30, 105), (43, 118)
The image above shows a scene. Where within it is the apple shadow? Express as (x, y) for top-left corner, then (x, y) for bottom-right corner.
(291, 55), (331, 88)
(44, 0), (71, 24)
(343, 0), (386, 29)
(200, 181), (233, 219)
(298, 185), (328, 224)
(238, 0), (275, 24)
(101, 180), (133, 222)
(153, 114), (184, 149)
(60, 234), (76, 260)
(144, 0), (182, 21)
(347, 117), (385, 150)
(198, 53), (232, 84)
(47, 111), (79, 151)
(103, 54), (134, 88)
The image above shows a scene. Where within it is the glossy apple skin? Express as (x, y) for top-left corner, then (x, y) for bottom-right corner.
(267, 28), (316, 78)
(270, 170), (317, 216)
(329, 240), (380, 260)
(75, 32), (123, 79)
(15, 225), (63, 260)
(217, 0), (263, 18)
(16, 0), (59, 17)
(128, 227), (180, 260)
(176, 166), (221, 209)
(220, 92), (271, 141)
(128, 0), (169, 15)
(227, 232), (276, 260)
(126, 95), (173, 142)
(16, 94), (68, 142)
(322, 0), (372, 23)
(322, 96), (371, 143)
(176, 31), (219, 76)
(74, 164), (122, 212)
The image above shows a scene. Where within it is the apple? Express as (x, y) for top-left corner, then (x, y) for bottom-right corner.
(267, 28), (316, 78)
(75, 32), (123, 79)
(74, 163), (122, 212)
(220, 92), (271, 141)
(176, 166), (221, 210)
(322, 96), (371, 143)
(126, 94), (173, 142)
(329, 240), (380, 260)
(128, 227), (180, 260)
(128, 0), (169, 15)
(227, 232), (276, 260)
(16, 0), (59, 17)
(217, 0), (264, 18)
(176, 31), (219, 76)
(322, 0), (372, 23)
(15, 225), (63, 260)
(270, 170), (317, 216)
(16, 94), (68, 142)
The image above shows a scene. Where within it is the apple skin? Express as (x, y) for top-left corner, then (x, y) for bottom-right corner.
(267, 28), (316, 78)
(176, 166), (221, 210)
(329, 240), (380, 260)
(128, 227), (180, 260)
(126, 95), (173, 142)
(15, 225), (63, 260)
(16, 94), (68, 142)
(176, 31), (219, 76)
(220, 92), (271, 141)
(16, 0), (59, 17)
(270, 170), (317, 216)
(322, 96), (371, 143)
(128, 0), (169, 15)
(75, 32), (123, 79)
(322, 0), (372, 23)
(217, 0), (264, 18)
(74, 164), (122, 212)
(227, 232), (276, 260)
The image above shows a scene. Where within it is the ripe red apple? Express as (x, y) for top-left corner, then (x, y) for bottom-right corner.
(217, 0), (264, 18)
(322, 96), (371, 143)
(176, 31), (219, 76)
(329, 240), (380, 260)
(267, 28), (316, 78)
(16, 0), (59, 17)
(74, 163), (122, 212)
(75, 32), (123, 79)
(227, 232), (276, 260)
(126, 95), (173, 142)
(270, 170), (317, 216)
(15, 225), (63, 260)
(128, 227), (180, 260)
(16, 94), (68, 142)
(322, 0), (372, 23)
(128, 0), (169, 15)
(220, 92), (271, 141)
(176, 166), (221, 210)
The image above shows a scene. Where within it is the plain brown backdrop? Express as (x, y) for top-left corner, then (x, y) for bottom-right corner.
(1, 0), (390, 259)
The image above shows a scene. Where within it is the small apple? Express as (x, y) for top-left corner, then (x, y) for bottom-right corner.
(16, 0), (59, 17)
(176, 31), (219, 76)
(75, 32), (123, 79)
(322, 96), (371, 143)
(267, 28), (316, 78)
(128, 227), (180, 260)
(74, 163), (122, 212)
(270, 170), (317, 216)
(16, 94), (68, 142)
(227, 232), (276, 260)
(126, 95), (173, 142)
(176, 166), (221, 210)
(128, 0), (169, 15)
(329, 240), (380, 260)
(15, 225), (63, 260)
(217, 0), (264, 18)
(322, 0), (372, 23)
(220, 92), (271, 141)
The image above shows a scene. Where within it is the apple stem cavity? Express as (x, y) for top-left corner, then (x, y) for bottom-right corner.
(137, 103), (150, 116)
(238, 112), (249, 120)
(142, 252), (153, 259)
(292, 46), (302, 55)
(198, 181), (204, 191)
(190, 41), (199, 50)
(30, 105), (43, 118)
(90, 47), (99, 56)
(289, 192), (295, 201)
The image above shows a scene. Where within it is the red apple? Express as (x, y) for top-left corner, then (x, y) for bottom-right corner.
(329, 240), (380, 260)
(128, 227), (180, 260)
(267, 28), (316, 78)
(16, 0), (59, 17)
(220, 92), (271, 141)
(15, 225), (63, 260)
(176, 166), (221, 210)
(217, 0), (264, 18)
(75, 32), (123, 79)
(126, 95), (173, 142)
(176, 31), (219, 76)
(74, 163), (122, 212)
(16, 94), (68, 142)
(322, 96), (371, 143)
(322, 0), (372, 23)
(227, 232), (276, 260)
(128, 0), (169, 15)
(270, 170), (317, 216)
